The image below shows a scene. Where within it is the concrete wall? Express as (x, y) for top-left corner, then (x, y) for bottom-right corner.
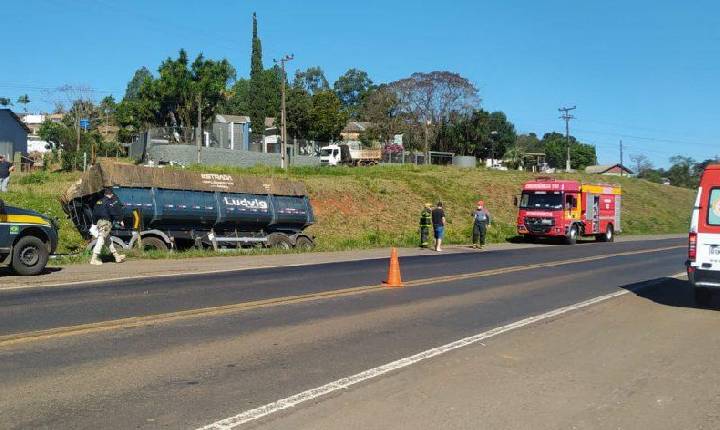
(452, 156), (477, 168)
(0, 110), (28, 157)
(147, 144), (285, 167)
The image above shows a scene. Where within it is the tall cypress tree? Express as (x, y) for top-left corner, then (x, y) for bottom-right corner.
(250, 12), (263, 79)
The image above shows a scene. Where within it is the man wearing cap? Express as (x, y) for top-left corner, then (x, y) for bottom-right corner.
(472, 200), (491, 249)
(0, 154), (15, 192)
(419, 203), (433, 248)
(90, 187), (126, 265)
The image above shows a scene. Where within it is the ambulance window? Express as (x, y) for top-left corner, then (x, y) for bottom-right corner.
(708, 188), (720, 226)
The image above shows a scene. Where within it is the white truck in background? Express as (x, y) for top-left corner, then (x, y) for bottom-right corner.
(319, 144), (381, 166)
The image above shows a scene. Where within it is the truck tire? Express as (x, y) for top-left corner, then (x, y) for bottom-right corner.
(694, 287), (713, 307)
(141, 236), (169, 252)
(597, 224), (615, 242)
(295, 236), (315, 250)
(565, 225), (578, 245)
(11, 235), (49, 276)
(267, 233), (292, 249)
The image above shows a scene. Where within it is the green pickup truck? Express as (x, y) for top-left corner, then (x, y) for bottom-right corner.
(0, 199), (59, 275)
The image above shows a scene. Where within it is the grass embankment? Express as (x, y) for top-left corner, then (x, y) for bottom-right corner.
(1, 165), (694, 261)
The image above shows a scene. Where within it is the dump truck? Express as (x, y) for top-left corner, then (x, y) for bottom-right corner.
(0, 199), (59, 275)
(61, 162), (315, 251)
(319, 144), (381, 166)
(516, 178), (621, 244)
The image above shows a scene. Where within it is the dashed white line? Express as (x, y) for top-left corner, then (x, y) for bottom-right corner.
(197, 275), (681, 430)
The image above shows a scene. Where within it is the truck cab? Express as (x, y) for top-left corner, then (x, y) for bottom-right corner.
(0, 199), (58, 275)
(517, 179), (620, 244)
(319, 144), (342, 166)
(687, 164), (720, 305)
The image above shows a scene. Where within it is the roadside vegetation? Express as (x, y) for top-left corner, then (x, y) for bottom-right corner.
(0, 165), (694, 264)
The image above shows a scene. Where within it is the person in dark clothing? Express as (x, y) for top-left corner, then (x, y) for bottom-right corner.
(431, 201), (446, 252)
(419, 203), (433, 248)
(0, 154), (15, 192)
(90, 187), (126, 265)
(472, 200), (491, 249)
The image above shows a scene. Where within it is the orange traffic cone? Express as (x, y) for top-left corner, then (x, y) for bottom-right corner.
(383, 247), (403, 287)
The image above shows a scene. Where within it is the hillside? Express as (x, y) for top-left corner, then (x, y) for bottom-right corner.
(1, 165), (694, 255)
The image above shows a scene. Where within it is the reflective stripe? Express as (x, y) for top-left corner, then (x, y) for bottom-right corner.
(0, 215), (50, 226)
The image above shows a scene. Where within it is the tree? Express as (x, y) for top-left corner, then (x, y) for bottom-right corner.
(358, 84), (401, 145)
(16, 94), (30, 112)
(334, 68), (374, 119)
(667, 155), (699, 188)
(0, 97), (11, 107)
(247, 67), (282, 135)
(309, 90), (347, 142)
(389, 71), (480, 156)
(250, 12), (263, 79)
(123, 67), (153, 101)
(99, 96), (117, 126)
(286, 86), (312, 139)
(630, 154), (653, 175)
(294, 67), (329, 95)
(540, 132), (596, 170)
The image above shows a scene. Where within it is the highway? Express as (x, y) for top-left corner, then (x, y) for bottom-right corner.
(0, 237), (700, 429)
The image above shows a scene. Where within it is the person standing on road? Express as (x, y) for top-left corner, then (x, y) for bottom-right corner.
(432, 201), (446, 252)
(90, 187), (126, 266)
(419, 203), (433, 248)
(0, 154), (15, 192)
(472, 200), (491, 249)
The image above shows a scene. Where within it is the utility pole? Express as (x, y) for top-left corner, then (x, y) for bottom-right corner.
(558, 106), (576, 172)
(274, 54), (294, 169)
(619, 139), (623, 177)
(196, 94), (203, 164)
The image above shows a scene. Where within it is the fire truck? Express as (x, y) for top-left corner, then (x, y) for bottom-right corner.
(516, 178), (622, 244)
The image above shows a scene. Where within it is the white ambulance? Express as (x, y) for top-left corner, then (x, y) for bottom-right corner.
(687, 164), (720, 305)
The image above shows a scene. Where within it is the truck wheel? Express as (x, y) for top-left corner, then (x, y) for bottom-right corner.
(141, 236), (169, 252)
(11, 235), (49, 276)
(597, 225), (614, 242)
(694, 287), (713, 307)
(267, 233), (292, 249)
(295, 236), (315, 250)
(565, 226), (578, 245)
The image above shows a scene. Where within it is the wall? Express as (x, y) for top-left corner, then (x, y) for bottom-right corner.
(147, 144), (282, 167)
(0, 110), (28, 157)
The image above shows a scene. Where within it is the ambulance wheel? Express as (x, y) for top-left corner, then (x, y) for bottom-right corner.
(141, 236), (169, 252)
(11, 235), (49, 276)
(597, 224), (615, 242)
(694, 287), (713, 307)
(565, 226), (578, 245)
(295, 236), (315, 250)
(267, 233), (292, 249)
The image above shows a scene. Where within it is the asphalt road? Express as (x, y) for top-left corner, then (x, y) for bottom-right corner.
(0, 237), (688, 429)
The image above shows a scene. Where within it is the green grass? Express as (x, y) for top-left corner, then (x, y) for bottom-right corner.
(2, 164), (694, 261)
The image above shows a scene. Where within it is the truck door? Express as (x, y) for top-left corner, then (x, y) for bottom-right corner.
(585, 193), (597, 234)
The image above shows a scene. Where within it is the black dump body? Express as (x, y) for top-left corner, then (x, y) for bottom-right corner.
(61, 162), (314, 247)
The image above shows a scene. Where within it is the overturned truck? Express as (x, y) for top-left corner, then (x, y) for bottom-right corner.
(61, 162), (315, 251)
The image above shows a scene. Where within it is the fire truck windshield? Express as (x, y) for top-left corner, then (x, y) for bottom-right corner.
(520, 191), (563, 210)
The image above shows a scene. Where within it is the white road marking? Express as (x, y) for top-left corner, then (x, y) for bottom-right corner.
(197, 274), (683, 430)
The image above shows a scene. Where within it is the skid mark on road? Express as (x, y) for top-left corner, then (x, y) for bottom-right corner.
(0, 245), (683, 347)
(197, 274), (684, 430)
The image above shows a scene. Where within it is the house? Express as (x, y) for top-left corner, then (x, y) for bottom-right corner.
(212, 114), (251, 150)
(0, 109), (30, 158)
(584, 164), (634, 176)
(340, 121), (372, 142)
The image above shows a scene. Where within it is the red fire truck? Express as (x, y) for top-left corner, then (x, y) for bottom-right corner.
(516, 178), (622, 244)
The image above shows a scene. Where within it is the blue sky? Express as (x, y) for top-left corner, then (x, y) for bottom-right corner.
(1, 0), (717, 167)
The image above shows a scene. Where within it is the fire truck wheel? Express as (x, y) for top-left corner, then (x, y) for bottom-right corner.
(597, 224), (615, 242)
(694, 287), (713, 307)
(565, 226), (578, 245)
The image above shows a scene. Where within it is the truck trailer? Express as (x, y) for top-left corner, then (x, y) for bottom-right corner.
(516, 178), (621, 244)
(61, 162), (315, 251)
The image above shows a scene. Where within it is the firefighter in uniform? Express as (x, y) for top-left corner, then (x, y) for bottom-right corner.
(90, 187), (126, 265)
(472, 200), (491, 249)
(419, 203), (433, 248)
